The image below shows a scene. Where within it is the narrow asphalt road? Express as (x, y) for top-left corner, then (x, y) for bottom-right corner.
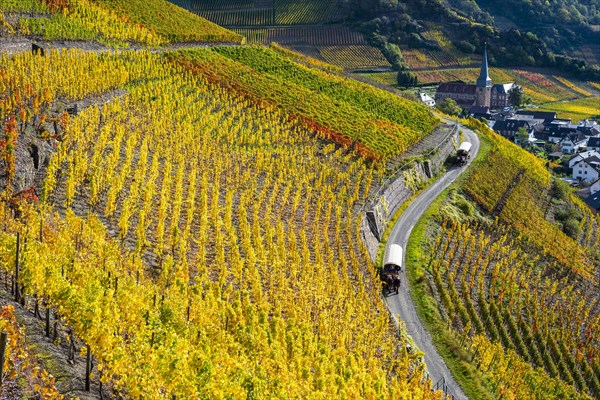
(385, 124), (480, 400)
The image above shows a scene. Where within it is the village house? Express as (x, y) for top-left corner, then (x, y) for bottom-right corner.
(468, 105), (492, 120)
(536, 124), (574, 143)
(435, 82), (476, 107)
(587, 137), (600, 152)
(560, 132), (588, 154)
(419, 92), (435, 107)
(492, 119), (532, 143)
(572, 155), (600, 182)
(590, 178), (600, 194)
(569, 150), (600, 168)
(514, 110), (557, 123)
(584, 191), (600, 212)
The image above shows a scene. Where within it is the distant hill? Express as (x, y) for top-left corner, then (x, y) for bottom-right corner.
(341, 0), (600, 81)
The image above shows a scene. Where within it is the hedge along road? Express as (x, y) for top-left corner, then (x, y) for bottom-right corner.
(385, 124), (479, 400)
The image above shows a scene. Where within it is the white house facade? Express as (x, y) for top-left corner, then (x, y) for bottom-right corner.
(419, 93), (435, 107)
(572, 157), (600, 183)
(569, 151), (600, 168)
(590, 179), (600, 194)
(561, 136), (588, 154)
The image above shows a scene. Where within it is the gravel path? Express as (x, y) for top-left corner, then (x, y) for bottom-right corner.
(384, 124), (480, 400)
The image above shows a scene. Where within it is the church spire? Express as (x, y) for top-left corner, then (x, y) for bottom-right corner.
(476, 43), (492, 88)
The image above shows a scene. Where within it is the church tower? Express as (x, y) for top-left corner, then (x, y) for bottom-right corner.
(475, 44), (492, 107)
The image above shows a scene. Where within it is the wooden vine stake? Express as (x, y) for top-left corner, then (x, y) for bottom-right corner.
(14, 232), (20, 303)
(0, 330), (7, 386)
(85, 344), (91, 391)
(45, 305), (51, 337)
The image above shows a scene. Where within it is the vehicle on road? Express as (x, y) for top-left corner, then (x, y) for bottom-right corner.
(456, 141), (472, 165)
(382, 244), (402, 294)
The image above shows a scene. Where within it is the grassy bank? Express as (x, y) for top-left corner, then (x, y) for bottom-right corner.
(402, 129), (494, 400)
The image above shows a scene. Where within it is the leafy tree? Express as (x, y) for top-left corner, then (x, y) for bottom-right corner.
(516, 126), (529, 145)
(436, 98), (462, 116)
(397, 70), (418, 87)
(508, 85), (527, 107)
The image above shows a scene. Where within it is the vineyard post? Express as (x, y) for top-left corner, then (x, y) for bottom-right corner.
(14, 232), (20, 303)
(45, 305), (50, 337)
(0, 330), (6, 386)
(85, 344), (91, 391)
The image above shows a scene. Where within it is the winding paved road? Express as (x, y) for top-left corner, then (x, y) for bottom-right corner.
(385, 124), (480, 400)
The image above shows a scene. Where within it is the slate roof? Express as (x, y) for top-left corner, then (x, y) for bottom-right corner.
(562, 132), (587, 143)
(576, 156), (600, 171)
(584, 192), (600, 210)
(588, 137), (600, 148)
(493, 119), (530, 132)
(491, 83), (514, 94)
(579, 126), (600, 137)
(477, 46), (492, 88)
(568, 150), (600, 167)
(469, 105), (490, 114)
(544, 124), (575, 137)
(437, 82), (477, 95)
(515, 110), (557, 121)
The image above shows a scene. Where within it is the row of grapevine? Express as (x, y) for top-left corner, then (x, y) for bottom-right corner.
(189, 0), (258, 11)
(511, 69), (577, 102)
(0, 305), (64, 399)
(197, 8), (273, 26)
(170, 46), (437, 162)
(0, 49), (443, 399)
(536, 97), (600, 123)
(183, 0), (341, 25)
(1, 0), (242, 45)
(400, 48), (442, 69)
(273, 0), (342, 25)
(553, 76), (592, 97)
(234, 26), (367, 46)
(426, 219), (599, 398)
(464, 119), (592, 278)
(269, 43), (343, 73)
(214, 46), (437, 140)
(318, 46), (391, 70)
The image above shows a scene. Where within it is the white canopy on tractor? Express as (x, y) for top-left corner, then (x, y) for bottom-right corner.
(458, 142), (472, 153)
(384, 244), (403, 271)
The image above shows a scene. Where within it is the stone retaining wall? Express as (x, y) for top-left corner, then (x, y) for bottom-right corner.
(361, 127), (459, 262)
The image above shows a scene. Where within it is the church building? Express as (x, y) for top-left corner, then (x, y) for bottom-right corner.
(435, 46), (514, 109)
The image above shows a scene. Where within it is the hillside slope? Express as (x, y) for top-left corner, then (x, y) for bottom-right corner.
(408, 119), (600, 399)
(342, 0), (600, 81)
(0, 0), (243, 45)
(0, 46), (446, 398)
(167, 46), (438, 163)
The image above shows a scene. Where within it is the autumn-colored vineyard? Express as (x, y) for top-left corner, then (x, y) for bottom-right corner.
(318, 45), (391, 70)
(465, 119), (593, 278)
(425, 219), (599, 398)
(0, 49), (444, 398)
(167, 46), (438, 162)
(185, 0), (342, 26)
(0, 0), (242, 45)
(0, 305), (64, 399)
(411, 119), (600, 399)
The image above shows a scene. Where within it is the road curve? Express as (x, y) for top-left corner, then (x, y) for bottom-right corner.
(385, 124), (480, 400)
